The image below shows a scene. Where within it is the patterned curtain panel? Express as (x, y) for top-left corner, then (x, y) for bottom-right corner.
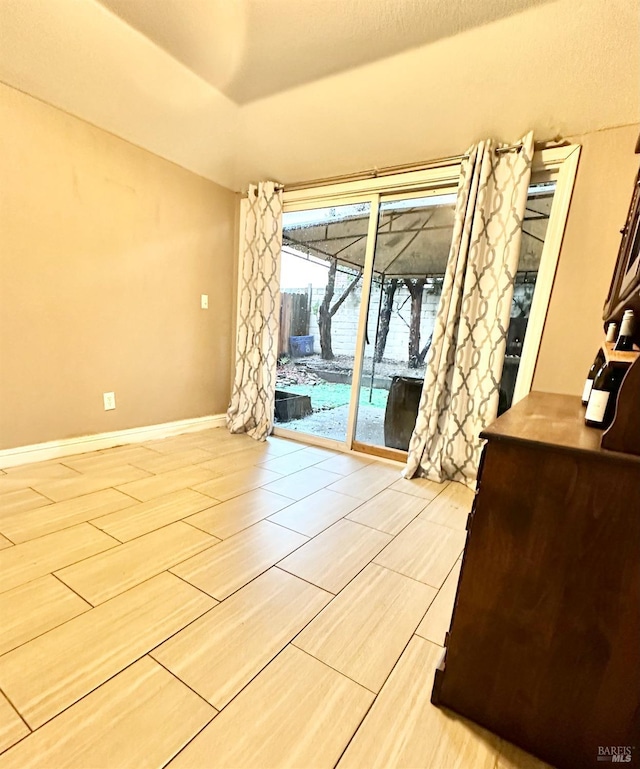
(404, 132), (534, 487)
(227, 181), (283, 441)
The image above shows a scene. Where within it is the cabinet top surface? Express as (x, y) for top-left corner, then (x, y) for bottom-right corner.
(481, 392), (640, 463)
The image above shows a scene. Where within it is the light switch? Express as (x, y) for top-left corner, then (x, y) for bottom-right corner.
(201, 294), (209, 309)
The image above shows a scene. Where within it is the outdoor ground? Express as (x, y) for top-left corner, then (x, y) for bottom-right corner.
(287, 354), (425, 381)
(276, 354), (426, 444)
(277, 404), (386, 444)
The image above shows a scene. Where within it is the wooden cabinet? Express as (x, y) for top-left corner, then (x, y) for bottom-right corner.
(603, 137), (640, 337)
(432, 392), (640, 769)
(601, 346), (640, 456)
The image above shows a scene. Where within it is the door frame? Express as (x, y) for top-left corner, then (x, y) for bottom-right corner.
(272, 145), (581, 451)
(512, 144), (581, 402)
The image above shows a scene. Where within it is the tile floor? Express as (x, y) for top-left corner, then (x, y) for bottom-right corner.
(0, 428), (552, 768)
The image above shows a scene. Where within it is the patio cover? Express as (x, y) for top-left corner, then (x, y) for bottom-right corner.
(282, 187), (553, 278)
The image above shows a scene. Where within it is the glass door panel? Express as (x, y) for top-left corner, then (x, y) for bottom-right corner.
(352, 182), (557, 454)
(275, 202), (370, 442)
(499, 181), (556, 413)
(276, 178), (559, 453)
(354, 193), (456, 452)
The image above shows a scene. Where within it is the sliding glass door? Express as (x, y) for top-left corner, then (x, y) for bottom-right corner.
(272, 146), (579, 456)
(499, 181), (555, 412)
(353, 192), (456, 454)
(274, 186), (459, 453)
(275, 201), (372, 442)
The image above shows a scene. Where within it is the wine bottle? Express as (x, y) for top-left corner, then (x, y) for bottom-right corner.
(614, 310), (635, 352)
(584, 361), (625, 429)
(581, 323), (617, 405)
(582, 350), (604, 405)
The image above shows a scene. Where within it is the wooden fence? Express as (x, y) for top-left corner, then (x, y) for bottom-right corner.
(278, 292), (312, 356)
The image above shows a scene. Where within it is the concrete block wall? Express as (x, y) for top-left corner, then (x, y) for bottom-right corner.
(284, 274), (533, 362)
(285, 274), (441, 361)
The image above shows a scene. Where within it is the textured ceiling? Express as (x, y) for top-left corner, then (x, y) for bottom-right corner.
(236, 0), (640, 187)
(95, 0), (552, 104)
(0, 0), (638, 191)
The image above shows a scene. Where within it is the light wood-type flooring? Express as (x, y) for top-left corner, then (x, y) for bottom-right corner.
(0, 429), (552, 768)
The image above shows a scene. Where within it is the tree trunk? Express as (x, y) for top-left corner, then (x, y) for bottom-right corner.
(404, 279), (426, 368)
(318, 261), (363, 361)
(318, 260), (337, 360)
(318, 309), (334, 360)
(374, 279), (398, 363)
(415, 333), (433, 367)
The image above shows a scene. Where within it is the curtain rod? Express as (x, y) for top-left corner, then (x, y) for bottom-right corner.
(278, 142), (525, 193)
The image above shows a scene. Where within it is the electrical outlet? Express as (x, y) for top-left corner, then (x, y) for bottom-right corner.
(103, 392), (116, 411)
(201, 294), (209, 309)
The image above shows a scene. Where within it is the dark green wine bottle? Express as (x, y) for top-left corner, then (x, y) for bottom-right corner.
(614, 310), (635, 352)
(582, 349), (605, 405)
(584, 362), (624, 429)
(581, 323), (616, 405)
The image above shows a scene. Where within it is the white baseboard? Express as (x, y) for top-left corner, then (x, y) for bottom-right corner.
(0, 414), (227, 469)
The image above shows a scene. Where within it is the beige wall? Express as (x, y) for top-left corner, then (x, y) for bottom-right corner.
(533, 123), (639, 395)
(1, 74), (635, 452)
(0, 83), (237, 451)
